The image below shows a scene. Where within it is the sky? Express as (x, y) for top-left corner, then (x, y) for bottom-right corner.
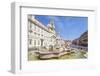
(35, 15), (88, 40)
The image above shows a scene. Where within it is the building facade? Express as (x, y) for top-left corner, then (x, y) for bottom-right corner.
(28, 15), (57, 50)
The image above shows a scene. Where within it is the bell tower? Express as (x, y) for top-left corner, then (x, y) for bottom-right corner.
(49, 18), (55, 30)
(47, 18), (55, 32)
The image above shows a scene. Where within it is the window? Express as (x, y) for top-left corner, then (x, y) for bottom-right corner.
(38, 40), (40, 46)
(38, 27), (40, 32)
(38, 33), (40, 36)
(34, 40), (36, 46)
(41, 29), (43, 34)
(30, 22), (32, 29)
(29, 39), (32, 45)
(34, 25), (36, 31)
(34, 32), (36, 36)
(32, 23), (34, 30)
(40, 28), (41, 33)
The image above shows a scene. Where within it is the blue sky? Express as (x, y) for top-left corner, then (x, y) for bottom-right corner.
(35, 15), (88, 40)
